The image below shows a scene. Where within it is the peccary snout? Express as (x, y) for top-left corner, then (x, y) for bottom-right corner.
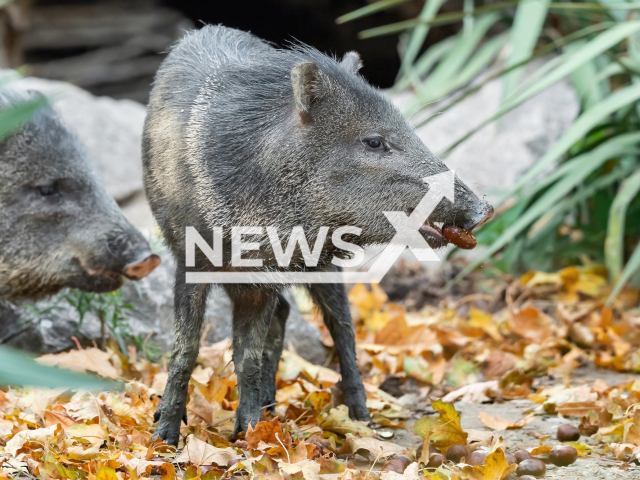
(124, 253), (162, 280)
(0, 89), (160, 301)
(428, 175), (494, 229)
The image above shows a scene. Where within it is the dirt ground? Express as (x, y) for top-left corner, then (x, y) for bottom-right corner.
(368, 365), (640, 478)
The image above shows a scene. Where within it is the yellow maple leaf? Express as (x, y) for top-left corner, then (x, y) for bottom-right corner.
(460, 449), (516, 480)
(414, 400), (467, 450)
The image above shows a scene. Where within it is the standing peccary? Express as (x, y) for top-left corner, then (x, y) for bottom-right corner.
(0, 89), (160, 301)
(143, 26), (493, 444)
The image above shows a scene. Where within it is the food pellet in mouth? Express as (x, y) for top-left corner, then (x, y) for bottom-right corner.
(442, 225), (477, 249)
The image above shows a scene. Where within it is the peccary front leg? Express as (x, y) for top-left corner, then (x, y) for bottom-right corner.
(260, 293), (290, 410)
(308, 279), (370, 421)
(226, 287), (277, 436)
(153, 269), (210, 446)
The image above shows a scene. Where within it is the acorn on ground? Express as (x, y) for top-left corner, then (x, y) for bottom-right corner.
(557, 423), (581, 442)
(516, 458), (546, 477)
(549, 446), (578, 467)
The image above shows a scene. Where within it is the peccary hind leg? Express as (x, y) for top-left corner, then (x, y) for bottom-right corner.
(308, 279), (369, 421)
(260, 293), (290, 410)
(154, 268), (210, 446)
(227, 287), (278, 436)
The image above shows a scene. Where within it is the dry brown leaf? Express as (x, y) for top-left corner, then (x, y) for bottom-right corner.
(441, 381), (499, 404)
(5, 424), (63, 456)
(479, 412), (533, 431)
(245, 418), (290, 450)
(318, 405), (374, 437)
(338, 434), (406, 462)
(176, 434), (242, 466)
(278, 459), (321, 480)
(36, 348), (119, 379)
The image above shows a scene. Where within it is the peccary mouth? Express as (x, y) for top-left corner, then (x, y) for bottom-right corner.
(419, 222), (448, 249)
(409, 204), (494, 250)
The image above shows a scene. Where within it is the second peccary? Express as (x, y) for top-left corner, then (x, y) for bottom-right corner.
(0, 89), (160, 302)
(143, 26), (493, 445)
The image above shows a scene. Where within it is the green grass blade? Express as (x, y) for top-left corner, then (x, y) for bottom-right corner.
(394, 36), (457, 91)
(566, 42), (603, 110)
(502, 0), (551, 101)
(406, 13), (501, 110)
(442, 22), (640, 157)
(529, 163), (634, 240)
(0, 346), (119, 390)
(336, 0), (414, 24)
(413, 22), (614, 128)
(0, 96), (48, 141)
(594, 61), (624, 86)
(359, 2), (640, 38)
(398, 0), (446, 78)
(495, 81), (640, 204)
(359, 0), (519, 38)
(448, 133), (640, 286)
(605, 167), (640, 282)
(454, 34), (509, 89)
(607, 240), (640, 305)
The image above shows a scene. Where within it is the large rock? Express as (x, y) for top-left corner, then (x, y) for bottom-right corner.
(3, 71), (147, 203)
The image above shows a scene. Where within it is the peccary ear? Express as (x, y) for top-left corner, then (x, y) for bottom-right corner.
(291, 61), (322, 114)
(341, 51), (362, 75)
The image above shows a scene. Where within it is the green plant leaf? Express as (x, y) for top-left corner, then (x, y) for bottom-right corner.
(406, 13), (502, 110)
(0, 346), (119, 390)
(502, 0), (551, 101)
(0, 96), (48, 141)
(568, 42), (606, 109)
(608, 239), (640, 304)
(394, 36), (456, 92)
(336, 0), (414, 24)
(449, 133), (640, 285)
(496, 81), (640, 204)
(398, 0), (446, 79)
(605, 167), (640, 282)
(442, 21), (640, 156)
(412, 22), (614, 129)
(359, 0), (520, 38)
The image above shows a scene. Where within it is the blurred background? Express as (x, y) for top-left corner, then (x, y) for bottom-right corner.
(0, 0), (471, 102)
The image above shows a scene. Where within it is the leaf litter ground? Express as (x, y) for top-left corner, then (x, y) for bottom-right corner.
(1, 261), (640, 479)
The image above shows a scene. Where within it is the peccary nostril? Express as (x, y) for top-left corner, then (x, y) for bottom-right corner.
(124, 254), (161, 280)
(470, 203), (494, 230)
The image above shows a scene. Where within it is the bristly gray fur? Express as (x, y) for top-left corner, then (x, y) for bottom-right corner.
(143, 25), (493, 443)
(143, 25), (492, 272)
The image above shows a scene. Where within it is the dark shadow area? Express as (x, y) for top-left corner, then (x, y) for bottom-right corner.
(159, 0), (410, 89)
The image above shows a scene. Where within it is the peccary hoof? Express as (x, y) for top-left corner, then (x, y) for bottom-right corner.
(152, 405), (187, 446)
(347, 399), (371, 422)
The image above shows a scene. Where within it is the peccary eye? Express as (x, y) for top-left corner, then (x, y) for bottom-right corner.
(362, 136), (386, 151)
(37, 183), (60, 197)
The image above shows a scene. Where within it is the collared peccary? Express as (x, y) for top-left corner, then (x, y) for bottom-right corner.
(0, 89), (160, 302)
(143, 25), (493, 444)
